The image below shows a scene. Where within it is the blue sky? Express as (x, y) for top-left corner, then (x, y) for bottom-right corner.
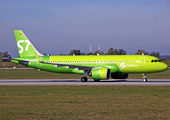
(0, 0), (170, 57)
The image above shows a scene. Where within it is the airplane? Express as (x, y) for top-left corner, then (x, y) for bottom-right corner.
(12, 30), (168, 82)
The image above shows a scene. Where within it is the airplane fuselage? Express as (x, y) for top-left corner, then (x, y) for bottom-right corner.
(12, 30), (168, 82)
(12, 55), (168, 74)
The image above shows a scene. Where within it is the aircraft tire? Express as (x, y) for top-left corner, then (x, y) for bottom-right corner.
(143, 78), (147, 82)
(81, 77), (88, 82)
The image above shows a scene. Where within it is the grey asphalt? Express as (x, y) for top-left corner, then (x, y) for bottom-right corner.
(0, 79), (170, 86)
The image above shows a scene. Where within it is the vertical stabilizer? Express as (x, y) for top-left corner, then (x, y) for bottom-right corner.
(14, 30), (43, 57)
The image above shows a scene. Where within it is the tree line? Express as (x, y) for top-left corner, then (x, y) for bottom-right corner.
(0, 48), (168, 62)
(65, 48), (161, 58)
(0, 51), (12, 62)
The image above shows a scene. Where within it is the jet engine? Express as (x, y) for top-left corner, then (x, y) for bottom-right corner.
(91, 68), (110, 80)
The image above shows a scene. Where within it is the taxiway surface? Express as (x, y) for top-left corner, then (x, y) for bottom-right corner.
(0, 79), (170, 86)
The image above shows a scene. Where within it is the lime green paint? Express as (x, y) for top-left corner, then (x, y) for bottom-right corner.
(91, 68), (109, 80)
(12, 30), (168, 80)
(33, 51), (42, 62)
(14, 30), (42, 57)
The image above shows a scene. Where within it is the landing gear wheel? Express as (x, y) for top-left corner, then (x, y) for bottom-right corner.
(94, 79), (100, 82)
(143, 78), (147, 82)
(142, 73), (147, 82)
(81, 77), (88, 82)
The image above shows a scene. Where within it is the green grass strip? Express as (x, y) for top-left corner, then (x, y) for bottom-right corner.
(0, 86), (170, 119)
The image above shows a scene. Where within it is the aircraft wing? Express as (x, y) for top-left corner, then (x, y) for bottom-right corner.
(34, 52), (92, 70)
(41, 62), (92, 70)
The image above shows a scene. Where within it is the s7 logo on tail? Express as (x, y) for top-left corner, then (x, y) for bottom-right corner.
(17, 40), (30, 53)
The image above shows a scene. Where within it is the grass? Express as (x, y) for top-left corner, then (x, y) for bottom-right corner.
(0, 62), (28, 68)
(0, 68), (170, 79)
(0, 86), (170, 119)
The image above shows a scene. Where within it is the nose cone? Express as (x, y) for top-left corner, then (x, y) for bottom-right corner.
(160, 63), (168, 71)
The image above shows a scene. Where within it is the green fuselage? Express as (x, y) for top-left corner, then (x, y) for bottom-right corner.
(12, 55), (168, 74)
(12, 30), (168, 81)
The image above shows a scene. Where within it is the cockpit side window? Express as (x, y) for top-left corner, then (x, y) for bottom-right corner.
(151, 59), (161, 63)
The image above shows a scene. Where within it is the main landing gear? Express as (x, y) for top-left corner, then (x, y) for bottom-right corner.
(81, 77), (88, 82)
(142, 73), (147, 82)
(81, 70), (89, 82)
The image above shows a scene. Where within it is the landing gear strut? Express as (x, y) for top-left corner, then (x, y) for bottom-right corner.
(142, 73), (147, 82)
(81, 70), (89, 82)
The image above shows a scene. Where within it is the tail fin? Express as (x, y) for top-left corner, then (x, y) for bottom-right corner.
(14, 30), (43, 57)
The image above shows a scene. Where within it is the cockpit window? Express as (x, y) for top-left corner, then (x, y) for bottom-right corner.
(151, 59), (161, 63)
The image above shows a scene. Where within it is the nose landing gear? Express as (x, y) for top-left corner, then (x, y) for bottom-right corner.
(142, 73), (147, 82)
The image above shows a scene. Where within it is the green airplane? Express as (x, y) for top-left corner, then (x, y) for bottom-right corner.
(12, 30), (168, 82)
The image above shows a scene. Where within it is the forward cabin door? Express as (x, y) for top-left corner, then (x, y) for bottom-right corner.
(140, 57), (145, 67)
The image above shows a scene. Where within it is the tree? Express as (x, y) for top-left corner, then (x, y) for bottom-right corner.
(135, 49), (149, 55)
(0, 51), (12, 62)
(87, 52), (93, 55)
(150, 51), (160, 58)
(68, 49), (80, 55)
(93, 50), (104, 55)
(105, 48), (117, 55)
(117, 49), (126, 55)
(105, 48), (126, 55)
(80, 52), (85, 55)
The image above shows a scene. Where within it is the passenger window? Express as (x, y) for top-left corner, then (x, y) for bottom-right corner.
(155, 60), (157, 62)
(151, 60), (154, 62)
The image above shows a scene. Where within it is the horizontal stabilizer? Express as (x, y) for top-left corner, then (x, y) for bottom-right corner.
(12, 59), (30, 64)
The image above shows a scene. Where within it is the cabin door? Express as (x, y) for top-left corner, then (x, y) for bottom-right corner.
(140, 57), (145, 67)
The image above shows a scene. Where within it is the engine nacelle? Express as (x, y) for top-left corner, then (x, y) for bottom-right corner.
(111, 72), (129, 79)
(92, 68), (111, 80)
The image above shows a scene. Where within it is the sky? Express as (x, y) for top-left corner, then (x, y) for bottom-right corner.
(0, 0), (170, 57)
